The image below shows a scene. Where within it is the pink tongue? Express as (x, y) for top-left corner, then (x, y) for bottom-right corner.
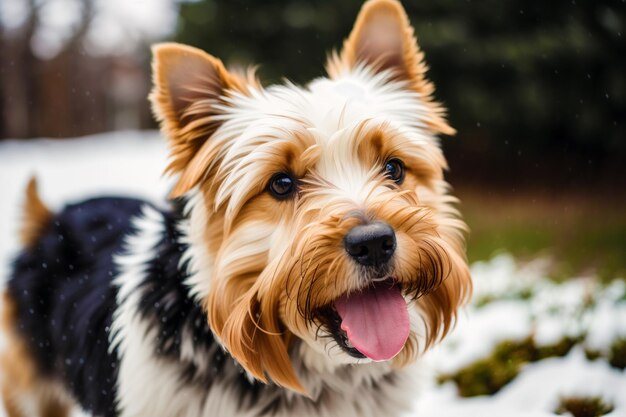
(335, 283), (410, 361)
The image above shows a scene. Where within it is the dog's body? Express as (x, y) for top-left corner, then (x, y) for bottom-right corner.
(1, 1), (471, 416)
(4, 197), (413, 417)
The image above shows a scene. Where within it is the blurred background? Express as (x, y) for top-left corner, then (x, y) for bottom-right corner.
(1, 0), (624, 280)
(1, 1), (625, 416)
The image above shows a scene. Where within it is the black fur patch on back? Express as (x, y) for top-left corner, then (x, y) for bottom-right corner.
(8, 196), (285, 416)
(8, 197), (146, 417)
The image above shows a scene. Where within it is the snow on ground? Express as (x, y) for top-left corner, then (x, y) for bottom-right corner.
(1, 132), (625, 417)
(419, 256), (626, 417)
(0, 131), (171, 283)
(417, 348), (626, 417)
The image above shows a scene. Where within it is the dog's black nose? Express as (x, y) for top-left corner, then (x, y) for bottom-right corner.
(344, 222), (396, 267)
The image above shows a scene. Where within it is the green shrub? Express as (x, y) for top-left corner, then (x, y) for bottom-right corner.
(438, 336), (578, 397)
(609, 338), (626, 370)
(556, 396), (614, 417)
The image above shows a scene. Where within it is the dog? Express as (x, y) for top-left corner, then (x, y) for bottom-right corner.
(1, 0), (471, 416)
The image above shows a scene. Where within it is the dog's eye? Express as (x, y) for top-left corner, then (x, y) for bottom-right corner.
(384, 158), (405, 184)
(268, 173), (297, 199)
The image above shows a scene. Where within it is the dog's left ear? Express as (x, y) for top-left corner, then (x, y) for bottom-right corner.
(328, 0), (454, 135)
(151, 43), (255, 197)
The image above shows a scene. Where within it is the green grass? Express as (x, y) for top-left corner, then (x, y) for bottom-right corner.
(439, 336), (625, 398)
(438, 336), (580, 397)
(556, 396), (614, 417)
(457, 188), (626, 281)
(585, 338), (626, 369)
(609, 338), (626, 370)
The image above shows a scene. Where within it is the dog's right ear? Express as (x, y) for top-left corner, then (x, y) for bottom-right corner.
(150, 43), (254, 198)
(328, 0), (455, 136)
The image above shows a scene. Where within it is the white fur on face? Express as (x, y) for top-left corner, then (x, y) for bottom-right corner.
(211, 67), (443, 215)
(181, 67), (459, 370)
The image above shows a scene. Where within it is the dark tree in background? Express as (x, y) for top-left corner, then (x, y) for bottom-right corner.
(0, 0), (154, 139)
(175, 0), (625, 189)
(1, 0), (623, 190)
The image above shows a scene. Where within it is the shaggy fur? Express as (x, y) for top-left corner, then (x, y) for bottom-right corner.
(1, 1), (471, 416)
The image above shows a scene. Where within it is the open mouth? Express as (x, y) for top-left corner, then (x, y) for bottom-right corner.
(316, 279), (410, 361)
(317, 305), (366, 359)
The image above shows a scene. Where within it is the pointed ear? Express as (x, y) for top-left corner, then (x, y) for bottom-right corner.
(150, 43), (254, 197)
(328, 0), (455, 135)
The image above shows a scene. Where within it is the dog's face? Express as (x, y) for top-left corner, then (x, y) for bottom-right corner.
(151, 0), (471, 393)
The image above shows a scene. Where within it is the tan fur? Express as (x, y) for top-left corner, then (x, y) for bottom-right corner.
(1, 293), (71, 417)
(151, 0), (471, 395)
(38, 399), (70, 417)
(149, 43), (258, 198)
(204, 193), (307, 393)
(327, 0), (455, 136)
(1, 293), (35, 397)
(19, 177), (52, 247)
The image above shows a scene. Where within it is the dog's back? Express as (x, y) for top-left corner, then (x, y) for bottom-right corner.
(2, 182), (146, 417)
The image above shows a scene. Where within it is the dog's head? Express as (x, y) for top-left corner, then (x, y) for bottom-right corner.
(151, 0), (471, 394)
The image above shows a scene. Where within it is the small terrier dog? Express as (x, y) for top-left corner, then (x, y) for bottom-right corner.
(1, 0), (471, 416)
